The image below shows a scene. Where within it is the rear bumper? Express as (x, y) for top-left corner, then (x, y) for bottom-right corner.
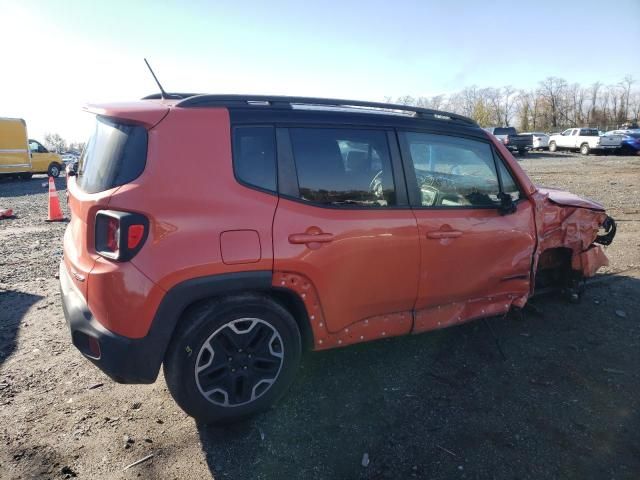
(60, 261), (274, 384)
(59, 261), (161, 383)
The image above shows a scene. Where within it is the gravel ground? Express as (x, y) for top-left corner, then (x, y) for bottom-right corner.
(1, 151), (639, 480)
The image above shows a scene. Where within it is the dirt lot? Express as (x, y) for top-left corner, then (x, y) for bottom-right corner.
(1, 151), (639, 480)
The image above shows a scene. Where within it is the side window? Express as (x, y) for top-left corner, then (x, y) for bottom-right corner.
(289, 128), (395, 207)
(572, 129), (579, 136)
(496, 157), (521, 201)
(29, 141), (39, 152)
(401, 132), (500, 207)
(232, 126), (276, 192)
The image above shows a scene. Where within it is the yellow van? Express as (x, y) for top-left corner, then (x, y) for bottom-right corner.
(0, 117), (63, 179)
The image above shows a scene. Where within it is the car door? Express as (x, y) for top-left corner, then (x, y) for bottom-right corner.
(272, 126), (420, 340)
(570, 129), (581, 149)
(556, 129), (571, 148)
(398, 130), (536, 333)
(29, 140), (51, 172)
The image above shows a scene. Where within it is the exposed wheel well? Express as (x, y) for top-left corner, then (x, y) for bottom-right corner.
(534, 247), (582, 294)
(174, 288), (314, 352)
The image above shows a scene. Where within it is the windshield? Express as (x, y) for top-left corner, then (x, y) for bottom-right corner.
(77, 116), (148, 194)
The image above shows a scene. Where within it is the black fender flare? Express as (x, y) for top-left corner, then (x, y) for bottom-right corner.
(141, 271), (273, 381)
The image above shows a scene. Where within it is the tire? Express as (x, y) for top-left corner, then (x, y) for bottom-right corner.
(518, 149), (527, 156)
(580, 143), (590, 155)
(48, 163), (62, 177)
(549, 141), (557, 152)
(164, 294), (302, 424)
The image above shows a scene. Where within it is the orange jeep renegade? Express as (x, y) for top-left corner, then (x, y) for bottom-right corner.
(60, 94), (616, 423)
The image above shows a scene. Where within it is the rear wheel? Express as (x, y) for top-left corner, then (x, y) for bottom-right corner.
(48, 163), (62, 177)
(518, 149), (527, 156)
(580, 143), (590, 155)
(164, 294), (302, 424)
(549, 141), (557, 152)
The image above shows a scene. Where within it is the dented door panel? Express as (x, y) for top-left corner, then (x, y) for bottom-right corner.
(412, 200), (536, 333)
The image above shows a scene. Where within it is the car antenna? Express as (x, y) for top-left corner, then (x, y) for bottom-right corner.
(144, 58), (168, 99)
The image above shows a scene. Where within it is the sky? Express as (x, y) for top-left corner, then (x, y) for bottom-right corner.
(1, 0), (638, 143)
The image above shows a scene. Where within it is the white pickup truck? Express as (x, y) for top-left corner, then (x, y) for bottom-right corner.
(548, 128), (623, 155)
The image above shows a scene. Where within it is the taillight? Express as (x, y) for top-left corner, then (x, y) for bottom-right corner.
(106, 217), (119, 253)
(127, 224), (145, 249)
(95, 210), (149, 261)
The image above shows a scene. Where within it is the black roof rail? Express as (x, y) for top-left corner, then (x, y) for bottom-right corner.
(171, 94), (477, 126)
(142, 92), (202, 100)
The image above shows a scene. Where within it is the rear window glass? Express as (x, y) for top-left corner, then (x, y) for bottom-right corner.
(232, 126), (276, 192)
(77, 116), (148, 194)
(579, 129), (599, 136)
(492, 127), (517, 136)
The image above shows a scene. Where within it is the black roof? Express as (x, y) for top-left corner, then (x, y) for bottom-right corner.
(142, 93), (477, 127)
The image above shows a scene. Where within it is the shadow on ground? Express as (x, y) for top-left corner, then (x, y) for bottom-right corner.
(197, 276), (640, 480)
(0, 175), (65, 199)
(0, 289), (43, 368)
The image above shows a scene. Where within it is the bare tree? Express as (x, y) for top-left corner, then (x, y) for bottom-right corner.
(619, 75), (635, 119)
(538, 77), (567, 128)
(386, 74), (638, 131)
(43, 133), (67, 153)
(485, 87), (503, 125)
(629, 90), (640, 121)
(516, 91), (532, 131)
(588, 81), (602, 124)
(502, 86), (517, 126)
(68, 141), (87, 154)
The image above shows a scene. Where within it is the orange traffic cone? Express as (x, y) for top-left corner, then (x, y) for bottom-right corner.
(46, 176), (66, 222)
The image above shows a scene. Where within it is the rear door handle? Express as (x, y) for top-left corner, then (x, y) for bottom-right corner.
(288, 233), (334, 244)
(426, 230), (462, 239)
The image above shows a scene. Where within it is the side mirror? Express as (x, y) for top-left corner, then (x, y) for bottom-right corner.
(497, 192), (516, 215)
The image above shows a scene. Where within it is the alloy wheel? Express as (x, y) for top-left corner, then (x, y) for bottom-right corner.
(194, 318), (284, 407)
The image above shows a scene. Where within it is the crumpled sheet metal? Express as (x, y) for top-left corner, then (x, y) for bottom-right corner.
(572, 245), (609, 278)
(275, 192), (610, 351)
(274, 271), (528, 350)
(273, 271), (412, 350)
(532, 190), (609, 283)
(413, 292), (528, 334)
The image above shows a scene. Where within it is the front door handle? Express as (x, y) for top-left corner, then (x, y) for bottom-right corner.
(426, 230), (462, 239)
(288, 233), (334, 244)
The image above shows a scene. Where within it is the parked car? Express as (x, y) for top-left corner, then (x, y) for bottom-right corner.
(0, 118), (64, 178)
(60, 153), (79, 172)
(604, 129), (640, 155)
(60, 94), (616, 424)
(548, 128), (623, 155)
(484, 127), (533, 155)
(521, 132), (549, 150)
